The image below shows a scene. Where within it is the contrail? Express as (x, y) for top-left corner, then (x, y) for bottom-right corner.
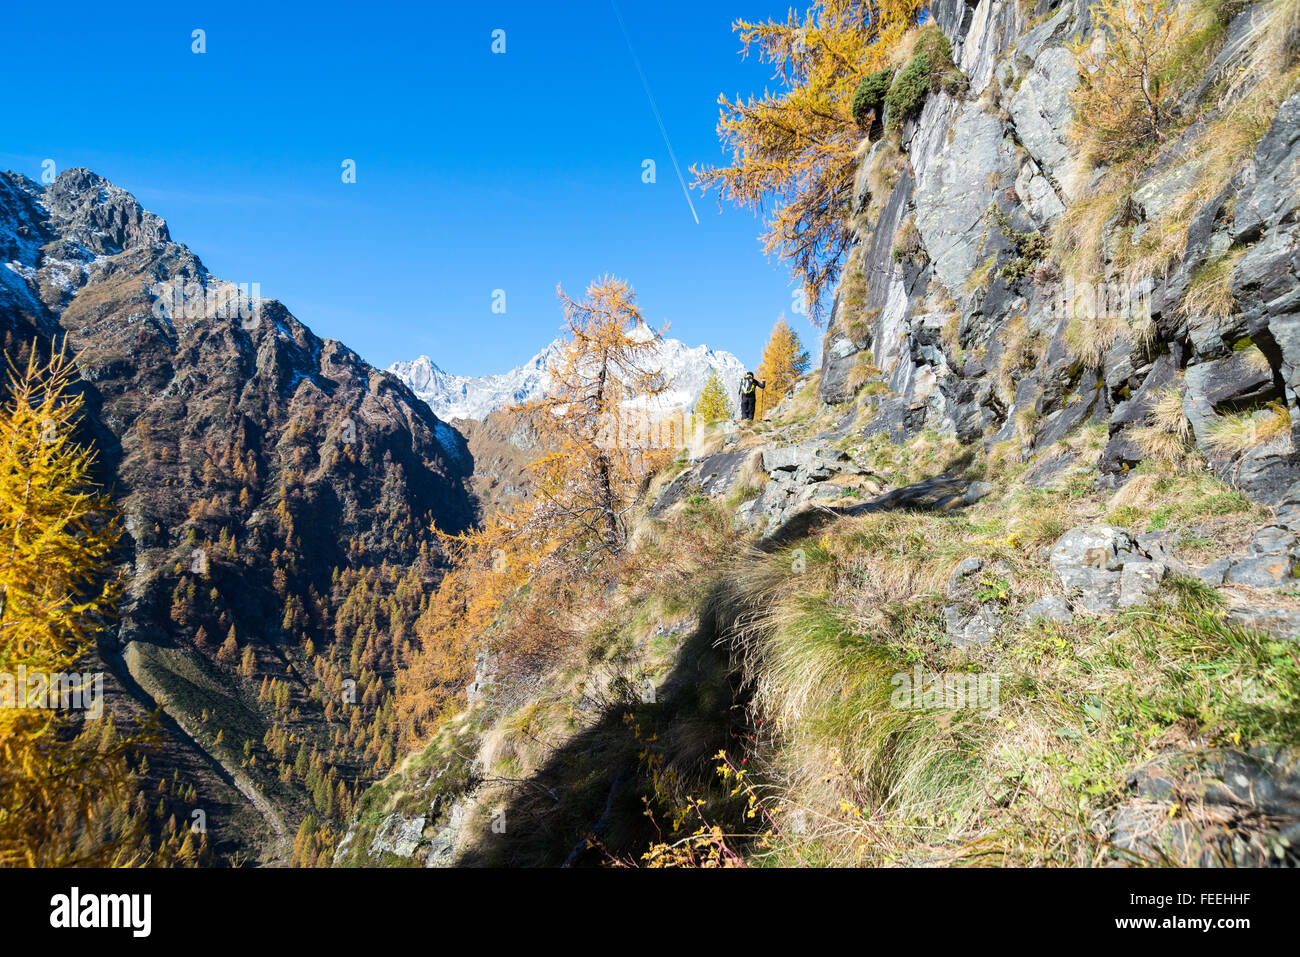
(610, 0), (700, 225)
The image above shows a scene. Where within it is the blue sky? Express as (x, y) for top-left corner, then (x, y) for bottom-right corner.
(0, 0), (820, 374)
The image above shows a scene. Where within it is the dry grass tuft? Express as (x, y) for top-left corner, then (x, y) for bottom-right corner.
(1206, 401), (1292, 454)
(1131, 386), (1200, 470)
(1184, 247), (1247, 321)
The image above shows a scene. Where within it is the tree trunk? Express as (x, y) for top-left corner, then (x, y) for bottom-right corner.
(593, 356), (621, 552)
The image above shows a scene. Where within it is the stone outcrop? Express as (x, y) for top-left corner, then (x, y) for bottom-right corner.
(817, 0), (1300, 509)
(1049, 525), (1167, 614)
(1110, 747), (1300, 865)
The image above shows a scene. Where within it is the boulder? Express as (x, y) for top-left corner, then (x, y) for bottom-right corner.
(947, 557), (986, 597)
(1224, 435), (1300, 507)
(1049, 525), (1164, 613)
(945, 602), (1002, 647)
(1118, 561), (1167, 609)
(1224, 554), (1296, 587)
(1020, 594), (1074, 625)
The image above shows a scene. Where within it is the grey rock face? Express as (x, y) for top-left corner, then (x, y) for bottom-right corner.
(821, 170), (915, 404)
(1020, 594), (1073, 625)
(1118, 561), (1167, 609)
(914, 101), (1016, 300)
(958, 0), (1024, 97)
(1192, 557), (1233, 585)
(41, 167), (171, 255)
(816, 0), (1300, 531)
(1232, 93), (1300, 246)
(1049, 525), (1164, 613)
(745, 457), (871, 532)
(1014, 157), (1066, 228)
(1023, 450), (1077, 488)
(1224, 436), (1300, 506)
(1007, 44), (1078, 186)
(1182, 352), (1280, 447)
(1224, 554), (1296, 587)
(424, 800), (466, 868)
(369, 813), (426, 858)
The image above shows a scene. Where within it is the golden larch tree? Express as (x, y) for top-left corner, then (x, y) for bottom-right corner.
(0, 345), (142, 866)
(756, 317), (812, 418)
(519, 276), (669, 560)
(692, 0), (923, 321)
(397, 277), (668, 740)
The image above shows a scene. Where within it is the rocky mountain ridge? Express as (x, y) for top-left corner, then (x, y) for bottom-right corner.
(821, 0), (1300, 505)
(1, 167), (476, 862)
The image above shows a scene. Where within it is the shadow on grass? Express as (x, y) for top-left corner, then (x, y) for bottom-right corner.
(456, 585), (752, 868)
(457, 469), (985, 866)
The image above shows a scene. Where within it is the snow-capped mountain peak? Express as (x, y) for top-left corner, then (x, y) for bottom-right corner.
(390, 333), (745, 422)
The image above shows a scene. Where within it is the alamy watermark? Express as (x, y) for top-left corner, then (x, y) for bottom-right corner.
(595, 407), (696, 452)
(1048, 276), (1154, 325)
(890, 665), (1000, 715)
(151, 279), (263, 328)
(1, 666), (104, 718)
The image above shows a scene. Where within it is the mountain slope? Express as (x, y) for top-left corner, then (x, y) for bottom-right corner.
(339, 0), (1300, 869)
(0, 168), (475, 863)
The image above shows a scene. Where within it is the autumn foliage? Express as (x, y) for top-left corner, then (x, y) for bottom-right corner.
(755, 317), (812, 418)
(693, 0), (923, 321)
(1069, 0), (1195, 165)
(397, 277), (671, 740)
(0, 347), (143, 866)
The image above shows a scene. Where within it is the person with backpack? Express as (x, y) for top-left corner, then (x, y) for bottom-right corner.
(739, 371), (766, 421)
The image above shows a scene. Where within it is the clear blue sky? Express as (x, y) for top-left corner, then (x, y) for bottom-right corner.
(0, 0), (821, 374)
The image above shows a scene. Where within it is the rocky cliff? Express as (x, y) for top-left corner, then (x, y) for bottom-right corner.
(822, 0), (1300, 507)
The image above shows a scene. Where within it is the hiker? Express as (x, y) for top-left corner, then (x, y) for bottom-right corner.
(739, 371), (766, 421)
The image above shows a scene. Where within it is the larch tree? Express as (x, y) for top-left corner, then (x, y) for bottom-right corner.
(692, 0), (923, 322)
(0, 345), (143, 866)
(518, 276), (668, 561)
(1069, 0), (1195, 166)
(756, 317), (812, 418)
(397, 277), (668, 741)
(695, 369), (736, 423)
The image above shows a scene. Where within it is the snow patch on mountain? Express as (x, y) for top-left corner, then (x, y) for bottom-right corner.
(391, 334), (746, 422)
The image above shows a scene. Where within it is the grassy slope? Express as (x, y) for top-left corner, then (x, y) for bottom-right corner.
(343, 391), (1299, 867)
